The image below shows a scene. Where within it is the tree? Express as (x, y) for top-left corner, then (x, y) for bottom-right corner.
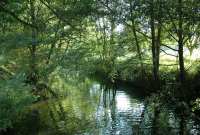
(129, 0), (153, 89)
(0, 0), (97, 85)
(149, 0), (161, 90)
(160, 0), (199, 100)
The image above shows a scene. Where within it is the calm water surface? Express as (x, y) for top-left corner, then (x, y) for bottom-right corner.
(4, 71), (200, 135)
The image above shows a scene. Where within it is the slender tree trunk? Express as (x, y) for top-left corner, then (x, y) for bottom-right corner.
(130, 1), (152, 90)
(178, 0), (188, 101)
(110, 16), (114, 58)
(110, 16), (115, 67)
(58, 26), (64, 48)
(95, 23), (102, 60)
(156, 1), (162, 74)
(30, 0), (37, 85)
(46, 32), (58, 64)
(58, 39), (62, 48)
(110, 1), (117, 67)
(46, 42), (56, 64)
(150, 0), (160, 90)
(47, 21), (62, 64)
(103, 17), (107, 61)
(156, 30), (161, 74)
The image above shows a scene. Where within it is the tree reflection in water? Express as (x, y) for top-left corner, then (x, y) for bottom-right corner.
(4, 71), (200, 135)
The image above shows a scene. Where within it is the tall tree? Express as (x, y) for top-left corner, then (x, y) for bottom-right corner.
(0, 0), (98, 85)
(129, 0), (153, 89)
(29, 0), (38, 85)
(155, 0), (163, 74)
(150, 0), (161, 90)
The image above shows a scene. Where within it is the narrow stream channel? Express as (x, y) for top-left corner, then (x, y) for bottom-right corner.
(3, 71), (200, 135)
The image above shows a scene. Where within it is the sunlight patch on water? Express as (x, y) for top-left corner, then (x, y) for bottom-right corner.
(115, 91), (144, 114)
(116, 91), (131, 112)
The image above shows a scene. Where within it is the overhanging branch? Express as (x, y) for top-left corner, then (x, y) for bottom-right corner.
(98, 0), (152, 39)
(160, 49), (178, 57)
(98, 0), (178, 52)
(0, 6), (37, 29)
(40, 0), (79, 31)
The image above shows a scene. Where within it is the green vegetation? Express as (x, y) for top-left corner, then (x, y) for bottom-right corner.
(0, 76), (37, 132)
(0, 0), (200, 133)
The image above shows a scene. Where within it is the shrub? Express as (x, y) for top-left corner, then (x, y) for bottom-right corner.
(0, 76), (37, 133)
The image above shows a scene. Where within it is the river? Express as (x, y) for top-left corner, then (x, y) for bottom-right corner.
(3, 70), (200, 135)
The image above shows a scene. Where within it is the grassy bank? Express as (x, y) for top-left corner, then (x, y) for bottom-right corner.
(84, 52), (200, 111)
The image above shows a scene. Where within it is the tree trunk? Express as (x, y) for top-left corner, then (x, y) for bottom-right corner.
(178, 0), (188, 101)
(150, 0), (160, 90)
(46, 42), (56, 64)
(103, 17), (107, 61)
(109, 1), (116, 67)
(130, 1), (152, 90)
(30, 0), (37, 85)
(46, 32), (58, 64)
(156, 1), (162, 74)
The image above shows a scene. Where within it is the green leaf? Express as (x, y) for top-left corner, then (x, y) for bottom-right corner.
(190, 101), (194, 105)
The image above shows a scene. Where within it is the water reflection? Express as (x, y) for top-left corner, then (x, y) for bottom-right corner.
(3, 71), (200, 135)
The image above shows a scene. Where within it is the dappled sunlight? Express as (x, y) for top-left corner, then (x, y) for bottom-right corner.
(1, 0), (200, 134)
(3, 72), (200, 135)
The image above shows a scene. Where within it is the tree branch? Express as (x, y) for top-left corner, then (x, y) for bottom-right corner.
(0, 6), (37, 29)
(98, 0), (152, 39)
(160, 23), (179, 42)
(161, 44), (178, 51)
(40, 0), (79, 31)
(160, 49), (178, 57)
(98, 0), (178, 53)
(183, 24), (200, 45)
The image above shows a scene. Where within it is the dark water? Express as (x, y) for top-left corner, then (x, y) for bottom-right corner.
(3, 71), (200, 135)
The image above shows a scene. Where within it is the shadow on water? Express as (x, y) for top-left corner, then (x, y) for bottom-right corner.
(3, 71), (200, 135)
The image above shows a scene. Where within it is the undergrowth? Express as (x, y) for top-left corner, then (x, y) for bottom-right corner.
(0, 76), (37, 133)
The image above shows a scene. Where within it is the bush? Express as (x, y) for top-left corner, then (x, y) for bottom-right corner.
(190, 98), (200, 112)
(0, 76), (37, 133)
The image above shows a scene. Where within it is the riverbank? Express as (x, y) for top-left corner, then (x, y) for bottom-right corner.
(0, 56), (200, 134)
(2, 71), (200, 135)
(84, 58), (200, 117)
(86, 58), (200, 95)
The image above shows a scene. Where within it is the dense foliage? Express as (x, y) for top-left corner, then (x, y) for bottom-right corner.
(0, 0), (199, 132)
(0, 76), (37, 132)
